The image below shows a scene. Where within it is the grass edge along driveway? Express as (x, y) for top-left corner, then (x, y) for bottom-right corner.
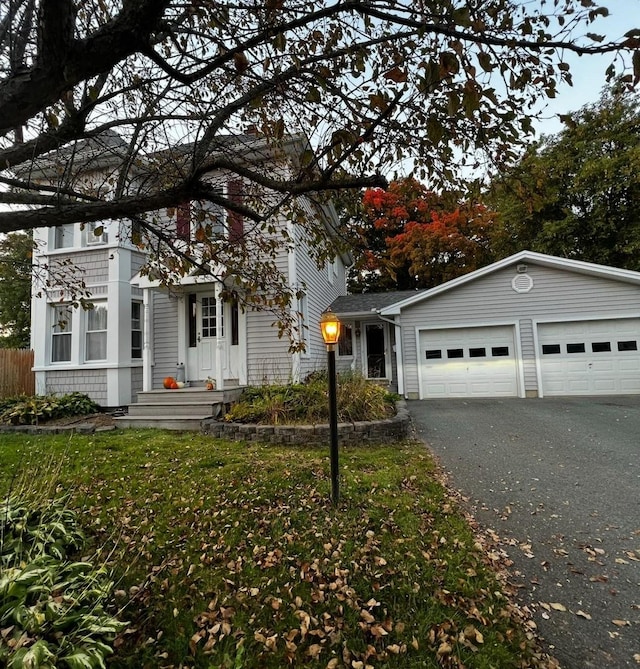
(0, 429), (560, 669)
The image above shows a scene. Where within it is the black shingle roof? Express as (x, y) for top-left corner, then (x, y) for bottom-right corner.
(328, 290), (421, 315)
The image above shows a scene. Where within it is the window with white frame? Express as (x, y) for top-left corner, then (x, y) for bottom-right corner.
(338, 322), (354, 357)
(327, 256), (339, 285)
(131, 302), (143, 359)
(54, 224), (75, 249)
(83, 221), (108, 245)
(176, 196), (226, 242)
(51, 305), (72, 363)
(85, 304), (108, 361)
(298, 293), (309, 352)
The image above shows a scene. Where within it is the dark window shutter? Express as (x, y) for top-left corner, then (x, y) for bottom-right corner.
(177, 202), (191, 240)
(227, 180), (244, 242)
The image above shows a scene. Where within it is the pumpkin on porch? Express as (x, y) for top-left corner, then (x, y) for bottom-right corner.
(163, 376), (176, 389)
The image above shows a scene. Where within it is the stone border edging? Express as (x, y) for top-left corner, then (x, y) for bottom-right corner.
(201, 400), (410, 445)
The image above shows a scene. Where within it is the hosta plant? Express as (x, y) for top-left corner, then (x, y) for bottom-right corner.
(0, 494), (126, 668)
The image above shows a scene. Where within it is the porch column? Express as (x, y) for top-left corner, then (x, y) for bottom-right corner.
(142, 289), (153, 391)
(393, 320), (405, 397)
(214, 282), (224, 391)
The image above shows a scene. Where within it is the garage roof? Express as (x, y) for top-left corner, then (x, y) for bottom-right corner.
(329, 290), (420, 317)
(379, 250), (640, 316)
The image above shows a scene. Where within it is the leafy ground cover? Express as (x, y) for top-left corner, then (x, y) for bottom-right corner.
(0, 430), (559, 668)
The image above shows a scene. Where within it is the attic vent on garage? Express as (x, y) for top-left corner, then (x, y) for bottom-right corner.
(512, 273), (534, 293)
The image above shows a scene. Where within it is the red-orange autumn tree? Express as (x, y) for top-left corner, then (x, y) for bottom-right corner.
(348, 178), (499, 292)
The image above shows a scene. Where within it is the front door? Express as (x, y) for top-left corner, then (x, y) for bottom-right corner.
(186, 292), (222, 382)
(365, 323), (387, 379)
(184, 291), (246, 384)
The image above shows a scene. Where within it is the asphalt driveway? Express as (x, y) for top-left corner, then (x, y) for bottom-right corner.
(408, 396), (640, 669)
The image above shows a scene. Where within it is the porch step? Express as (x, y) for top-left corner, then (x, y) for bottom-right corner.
(134, 387), (244, 405)
(115, 386), (246, 431)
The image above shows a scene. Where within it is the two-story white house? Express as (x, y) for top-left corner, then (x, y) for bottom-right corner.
(30, 132), (350, 407)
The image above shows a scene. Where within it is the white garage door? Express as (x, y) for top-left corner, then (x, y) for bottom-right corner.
(419, 326), (519, 398)
(538, 319), (640, 396)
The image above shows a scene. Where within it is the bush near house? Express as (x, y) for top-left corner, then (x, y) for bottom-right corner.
(0, 392), (99, 425)
(225, 372), (397, 425)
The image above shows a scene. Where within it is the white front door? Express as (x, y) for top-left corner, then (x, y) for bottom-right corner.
(186, 292), (223, 382)
(185, 291), (246, 385)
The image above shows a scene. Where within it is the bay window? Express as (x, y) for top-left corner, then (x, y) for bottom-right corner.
(51, 305), (72, 363)
(85, 304), (108, 361)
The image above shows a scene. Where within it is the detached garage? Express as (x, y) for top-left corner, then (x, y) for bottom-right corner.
(356, 250), (640, 400)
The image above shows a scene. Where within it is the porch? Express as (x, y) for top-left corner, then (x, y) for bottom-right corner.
(115, 385), (244, 430)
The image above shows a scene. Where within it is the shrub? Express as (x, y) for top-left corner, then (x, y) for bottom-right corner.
(225, 373), (396, 424)
(0, 392), (99, 425)
(0, 494), (126, 668)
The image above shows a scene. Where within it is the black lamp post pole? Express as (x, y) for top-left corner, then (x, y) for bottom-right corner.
(327, 343), (339, 505)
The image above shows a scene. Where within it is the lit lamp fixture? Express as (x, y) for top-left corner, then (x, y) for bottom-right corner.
(320, 310), (341, 347)
(320, 310), (341, 506)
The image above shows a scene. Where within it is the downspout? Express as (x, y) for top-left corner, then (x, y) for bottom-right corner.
(375, 311), (405, 397)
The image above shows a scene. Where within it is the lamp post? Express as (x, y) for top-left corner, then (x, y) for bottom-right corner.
(320, 310), (341, 506)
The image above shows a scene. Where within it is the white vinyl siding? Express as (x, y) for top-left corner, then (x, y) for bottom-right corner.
(538, 318), (640, 396)
(152, 291), (180, 388)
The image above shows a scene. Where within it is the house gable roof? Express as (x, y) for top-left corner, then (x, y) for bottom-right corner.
(378, 250), (640, 316)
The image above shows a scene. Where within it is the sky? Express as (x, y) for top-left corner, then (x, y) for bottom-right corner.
(532, 0), (640, 138)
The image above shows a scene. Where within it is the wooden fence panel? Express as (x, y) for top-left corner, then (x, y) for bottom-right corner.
(0, 349), (35, 397)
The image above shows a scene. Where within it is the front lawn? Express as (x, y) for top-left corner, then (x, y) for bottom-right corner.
(0, 430), (557, 668)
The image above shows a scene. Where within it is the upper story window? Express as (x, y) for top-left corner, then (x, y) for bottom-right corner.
(51, 222), (111, 250)
(54, 224), (75, 249)
(328, 256), (339, 285)
(84, 221), (108, 246)
(175, 180), (244, 243)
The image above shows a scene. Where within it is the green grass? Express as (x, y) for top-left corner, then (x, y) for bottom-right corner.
(0, 430), (556, 668)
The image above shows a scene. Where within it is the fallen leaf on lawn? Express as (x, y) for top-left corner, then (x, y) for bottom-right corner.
(307, 643), (322, 659)
(612, 619), (630, 627)
(576, 610), (592, 620)
(615, 558), (630, 565)
(549, 603), (567, 612)
(360, 610), (375, 624)
(632, 653), (640, 664)
(437, 641), (453, 656)
(326, 660), (339, 669)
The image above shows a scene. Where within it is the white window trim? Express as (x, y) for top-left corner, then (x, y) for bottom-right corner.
(85, 303), (108, 362)
(51, 305), (73, 364)
(338, 321), (355, 358)
(131, 301), (143, 360)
